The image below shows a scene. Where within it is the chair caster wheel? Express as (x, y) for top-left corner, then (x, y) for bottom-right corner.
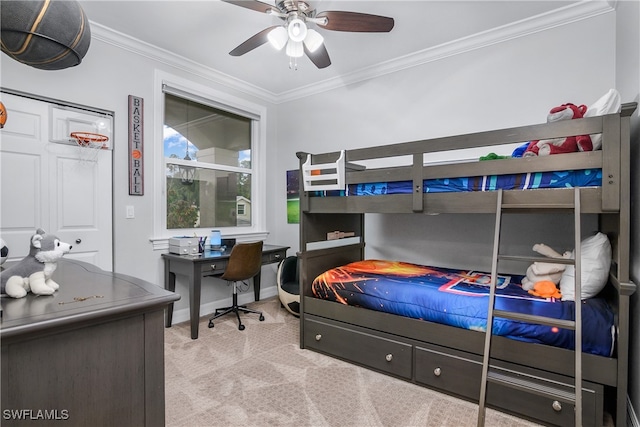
(259, 314), (265, 321)
(208, 320), (214, 328)
(239, 324), (245, 331)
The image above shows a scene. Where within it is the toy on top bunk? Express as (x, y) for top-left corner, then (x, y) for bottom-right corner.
(522, 103), (592, 157)
(512, 89), (622, 158)
(521, 232), (612, 301)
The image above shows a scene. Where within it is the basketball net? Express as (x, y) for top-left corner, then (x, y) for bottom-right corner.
(70, 132), (108, 164)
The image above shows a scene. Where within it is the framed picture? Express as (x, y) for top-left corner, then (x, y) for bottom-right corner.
(286, 170), (299, 224)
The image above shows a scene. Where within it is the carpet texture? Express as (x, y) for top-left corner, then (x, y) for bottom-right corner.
(165, 297), (541, 426)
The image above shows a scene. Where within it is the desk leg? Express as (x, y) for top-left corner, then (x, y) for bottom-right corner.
(190, 264), (202, 339)
(164, 261), (176, 328)
(253, 271), (261, 302)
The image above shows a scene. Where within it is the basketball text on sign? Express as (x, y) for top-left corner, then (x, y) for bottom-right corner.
(128, 95), (144, 195)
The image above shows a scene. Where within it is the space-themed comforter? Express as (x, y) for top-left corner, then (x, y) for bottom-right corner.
(311, 259), (615, 356)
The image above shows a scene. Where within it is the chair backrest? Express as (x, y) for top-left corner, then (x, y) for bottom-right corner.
(278, 256), (299, 285)
(220, 241), (263, 282)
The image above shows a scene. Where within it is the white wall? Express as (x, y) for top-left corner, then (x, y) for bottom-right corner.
(616, 0), (640, 424)
(275, 11), (617, 270)
(0, 32), (281, 316)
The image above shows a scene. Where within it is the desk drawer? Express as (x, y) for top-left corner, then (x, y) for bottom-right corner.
(304, 318), (412, 379)
(200, 261), (227, 276)
(265, 251), (285, 264)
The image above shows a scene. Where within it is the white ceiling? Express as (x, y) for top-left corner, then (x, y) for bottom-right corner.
(79, 0), (584, 98)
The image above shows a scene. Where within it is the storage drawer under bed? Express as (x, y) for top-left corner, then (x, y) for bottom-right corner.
(303, 315), (603, 427)
(304, 317), (412, 379)
(415, 344), (603, 427)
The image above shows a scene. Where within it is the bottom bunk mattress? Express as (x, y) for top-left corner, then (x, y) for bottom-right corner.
(311, 260), (615, 357)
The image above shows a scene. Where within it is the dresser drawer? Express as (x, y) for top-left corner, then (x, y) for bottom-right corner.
(415, 345), (602, 426)
(200, 260), (227, 276)
(304, 318), (412, 379)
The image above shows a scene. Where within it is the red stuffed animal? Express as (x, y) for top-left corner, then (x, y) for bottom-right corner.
(523, 103), (592, 156)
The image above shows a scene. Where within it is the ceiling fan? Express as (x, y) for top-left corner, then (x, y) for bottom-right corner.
(222, 0), (395, 69)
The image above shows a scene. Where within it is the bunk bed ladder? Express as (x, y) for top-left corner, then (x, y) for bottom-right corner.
(477, 188), (583, 427)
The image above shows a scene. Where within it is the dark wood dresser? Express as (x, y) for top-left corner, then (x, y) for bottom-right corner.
(1, 259), (179, 426)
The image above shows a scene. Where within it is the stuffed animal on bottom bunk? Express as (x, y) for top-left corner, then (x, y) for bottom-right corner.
(521, 243), (572, 298)
(522, 103), (592, 157)
(0, 228), (72, 298)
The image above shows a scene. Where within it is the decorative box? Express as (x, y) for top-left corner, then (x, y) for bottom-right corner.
(169, 237), (200, 255)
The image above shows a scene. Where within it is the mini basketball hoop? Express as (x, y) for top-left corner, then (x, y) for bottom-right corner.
(70, 132), (109, 163)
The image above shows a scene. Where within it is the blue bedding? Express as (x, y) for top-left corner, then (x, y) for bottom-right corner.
(348, 169), (602, 196)
(312, 260), (615, 356)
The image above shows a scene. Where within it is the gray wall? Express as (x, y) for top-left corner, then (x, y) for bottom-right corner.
(2, 2), (639, 421)
(0, 32), (281, 318)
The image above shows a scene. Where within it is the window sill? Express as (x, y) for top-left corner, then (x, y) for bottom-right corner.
(150, 230), (270, 251)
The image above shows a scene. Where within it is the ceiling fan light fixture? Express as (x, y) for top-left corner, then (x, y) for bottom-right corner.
(267, 26), (288, 50)
(287, 18), (307, 42)
(285, 39), (304, 58)
(303, 28), (324, 53)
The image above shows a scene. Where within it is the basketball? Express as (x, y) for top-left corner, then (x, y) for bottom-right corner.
(132, 150), (142, 160)
(0, 0), (91, 70)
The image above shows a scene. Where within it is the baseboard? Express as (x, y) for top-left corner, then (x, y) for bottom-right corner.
(629, 396), (640, 427)
(169, 286), (278, 325)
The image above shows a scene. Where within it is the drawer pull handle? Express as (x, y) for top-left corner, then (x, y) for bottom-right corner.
(210, 264), (216, 270)
(274, 254), (281, 259)
(552, 401), (562, 412)
(385, 354), (393, 362)
(433, 367), (442, 377)
(315, 334), (322, 341)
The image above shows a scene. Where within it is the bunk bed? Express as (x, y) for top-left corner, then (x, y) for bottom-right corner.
(296, 102), (636, 427)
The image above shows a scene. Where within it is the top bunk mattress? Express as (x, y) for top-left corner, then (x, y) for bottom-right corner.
(313, 168), (601, 197)
(311, 260), (615, 357)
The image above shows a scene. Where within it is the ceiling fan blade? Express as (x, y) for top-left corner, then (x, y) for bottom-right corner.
(316, 11), (394, 32)
(305, 44), (331, 69)
(229, 26), (279, 56)
(220, 0), (278, 14)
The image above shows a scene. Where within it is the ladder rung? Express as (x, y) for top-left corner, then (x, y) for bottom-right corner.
(497, 254), (575, 265)
(487, 370), (576, 403)
(501, 203), (576, 209)
(493, 309), (576, 330)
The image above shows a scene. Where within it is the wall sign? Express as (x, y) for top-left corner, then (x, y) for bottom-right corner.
(128, 95), (144, 195)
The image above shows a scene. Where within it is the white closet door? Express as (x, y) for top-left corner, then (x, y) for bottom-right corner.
(0, 92), (113, 271)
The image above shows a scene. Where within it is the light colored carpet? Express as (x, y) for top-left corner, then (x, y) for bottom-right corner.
(164, 297), (542, 427)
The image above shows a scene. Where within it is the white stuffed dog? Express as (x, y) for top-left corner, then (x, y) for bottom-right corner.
(0, 229), (72, 298)
(521, 243), (571, 291)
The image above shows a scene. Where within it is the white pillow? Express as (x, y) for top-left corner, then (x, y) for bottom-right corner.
(584, 89), (622, 150)
(560, 232), (611, 301)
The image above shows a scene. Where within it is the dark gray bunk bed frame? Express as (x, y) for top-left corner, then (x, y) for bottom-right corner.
(297, 102), (636, 426)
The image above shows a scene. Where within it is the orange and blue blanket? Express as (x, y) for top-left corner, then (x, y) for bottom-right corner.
(312, 259), (614, 356)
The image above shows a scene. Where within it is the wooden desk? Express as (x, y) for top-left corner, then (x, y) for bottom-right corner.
(0, 259), (179, 427)
(162, 244), (288, 339)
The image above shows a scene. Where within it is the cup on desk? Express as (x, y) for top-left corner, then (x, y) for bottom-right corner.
(198, 237), (207, 253)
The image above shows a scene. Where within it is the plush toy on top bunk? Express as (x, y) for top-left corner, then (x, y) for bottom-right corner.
(522, 103), (592, 157)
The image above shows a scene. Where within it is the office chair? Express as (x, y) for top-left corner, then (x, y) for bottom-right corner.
(208, 241), (265, 331)
(277, 256), (300, 316)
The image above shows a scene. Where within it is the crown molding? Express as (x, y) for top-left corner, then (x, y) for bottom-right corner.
(90, 1), (614, 105)
(277, 0), (615, 103)
(90, 23), (280, 104)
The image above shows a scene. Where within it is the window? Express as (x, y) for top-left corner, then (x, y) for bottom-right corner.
(163, 93), (253, 230)
(153, 73), (267, 249)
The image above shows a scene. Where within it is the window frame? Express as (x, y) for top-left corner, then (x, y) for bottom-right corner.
(151, 71), (267, 250)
